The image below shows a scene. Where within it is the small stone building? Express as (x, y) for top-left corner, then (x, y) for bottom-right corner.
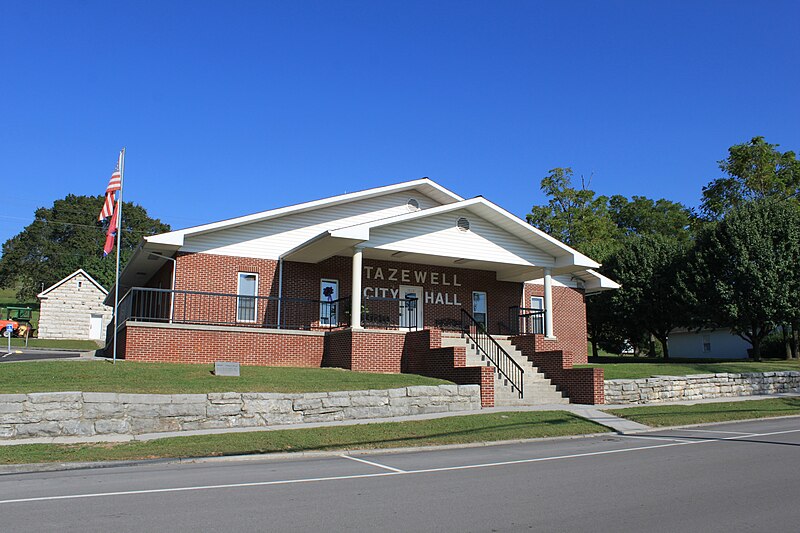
(37, 269), (112, 341)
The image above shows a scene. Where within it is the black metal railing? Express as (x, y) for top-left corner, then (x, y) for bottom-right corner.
(361, 295), (419, 330)
(117, 288), (424, 332)
(461, 309), (524, 399)
(508, 306), (546, 335)
(117, 287), (351, 331)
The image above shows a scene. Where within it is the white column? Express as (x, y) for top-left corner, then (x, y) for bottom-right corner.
(351, 246), (364, 329)
(543, 267), (555, 339)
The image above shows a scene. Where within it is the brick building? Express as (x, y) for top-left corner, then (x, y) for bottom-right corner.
(110, 179), (617, 405)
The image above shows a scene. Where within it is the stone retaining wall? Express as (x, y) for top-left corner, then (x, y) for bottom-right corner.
(604, 371), (800, 404)
(0, 385), (481, 440)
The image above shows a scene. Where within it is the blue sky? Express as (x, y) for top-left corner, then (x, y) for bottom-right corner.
(1, 1), (798, 245)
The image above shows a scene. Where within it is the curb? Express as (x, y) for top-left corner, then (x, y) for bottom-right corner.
(0, 430), (615, 475)
(3, 412), (799, 475)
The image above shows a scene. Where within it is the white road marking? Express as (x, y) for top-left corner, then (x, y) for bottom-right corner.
(682, 429), (752, 435)
(340, 454), (406, 473)
(0, 427), (797, 506)
(617, 435), (694, 443)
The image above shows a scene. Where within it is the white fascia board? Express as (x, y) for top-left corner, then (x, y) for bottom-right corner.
(144, 178), (463, 246)
(146, 232), (185, 247)
(582, 270), (621, 292)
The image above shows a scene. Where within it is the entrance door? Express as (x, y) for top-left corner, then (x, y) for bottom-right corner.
(472, 291), (487, 330)
(399, 285), (423, 330)
(89, 314), (103, 340)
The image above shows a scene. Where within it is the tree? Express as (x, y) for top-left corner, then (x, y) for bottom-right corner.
(603, 234), (689, 358)
(608, 195), (694, 245)
(700, 136), (800, 220)
(0, 195), (170, 300)
(526, 168), (620, 262)
(686, 199), (800, 360)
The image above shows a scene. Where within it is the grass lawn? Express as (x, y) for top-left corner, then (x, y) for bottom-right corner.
(606, 397), (800, 427)
(578, 360), (800, 380)
(6, 338), (101, 350)
(0, 411), (609, 464)
(0, 360), (451, 394)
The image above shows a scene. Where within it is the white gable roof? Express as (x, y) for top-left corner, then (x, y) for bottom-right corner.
(328, 197), (600, 269)
(38, 269), (108, 298)
(147, 178), (462, 248)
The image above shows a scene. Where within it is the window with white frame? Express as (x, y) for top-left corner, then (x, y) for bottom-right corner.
(237, 273), (258, 322)
(320, 279), (339, 326)
(529, 296), (545, 334)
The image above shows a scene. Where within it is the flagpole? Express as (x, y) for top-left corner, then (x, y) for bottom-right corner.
(112, 147), (125, 365)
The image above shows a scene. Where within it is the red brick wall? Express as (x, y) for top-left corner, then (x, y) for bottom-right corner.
(403, 329), (495, 407)
(523, 283), (588, 364)
(511, 334), (604, 404)
(122, 324), (325, 367)
(322, 329), (407, 373)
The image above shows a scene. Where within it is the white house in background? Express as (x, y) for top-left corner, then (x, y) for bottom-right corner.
(37, 269), (112, 342)
(667, 328), (751, 359)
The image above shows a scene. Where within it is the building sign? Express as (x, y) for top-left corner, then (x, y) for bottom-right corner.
(363, 266), (462, 306)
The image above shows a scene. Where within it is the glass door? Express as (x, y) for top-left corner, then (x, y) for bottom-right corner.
(472, 291), (487, 330)
(399, 285), (423, 330)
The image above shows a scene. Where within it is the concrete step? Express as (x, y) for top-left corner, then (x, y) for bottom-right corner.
(437, 334), (568, 405)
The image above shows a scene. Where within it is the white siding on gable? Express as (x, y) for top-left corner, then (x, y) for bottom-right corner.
(366, 210), (554, 267)
(183, 191), (441, 259)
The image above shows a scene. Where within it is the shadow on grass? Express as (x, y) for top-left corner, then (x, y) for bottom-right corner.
(163, 416), (594, 459)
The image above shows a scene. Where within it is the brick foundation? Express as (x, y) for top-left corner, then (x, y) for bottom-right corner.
(121, 322), (325, 367)
(511, 334), (604, 404)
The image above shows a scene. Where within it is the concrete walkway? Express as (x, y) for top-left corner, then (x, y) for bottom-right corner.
(3, 391), (798, 447)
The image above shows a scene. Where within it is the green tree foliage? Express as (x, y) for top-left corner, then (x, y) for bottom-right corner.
(686, 199), (800, 360)
(608, 195), (694, 245)
(526, 168), (619, 262)
(527, 168), (695, 356)
(603, 235), (689, 358)
(701, 136), (800, 220)
(0, 195), (170, 300)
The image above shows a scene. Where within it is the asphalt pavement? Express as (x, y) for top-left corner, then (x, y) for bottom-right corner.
(0, 348), (81, 362)
(0, 416), (798, 532)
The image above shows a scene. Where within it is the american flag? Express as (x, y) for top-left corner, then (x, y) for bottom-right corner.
(103, 205), (119, 257)
(98, 152), (122, 221)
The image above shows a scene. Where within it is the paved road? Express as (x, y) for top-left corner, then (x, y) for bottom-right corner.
(1, 417), (798, 532)
(0, 348), (81, 362)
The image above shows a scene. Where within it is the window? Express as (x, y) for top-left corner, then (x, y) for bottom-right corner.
(702, 334), (712, 353)
(77, 280), (82, 288)
(320, 279), (339, 326)
(472, 291), (487, 329)
(237, 273), (258, 323)
(529, 296), (545, 334)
